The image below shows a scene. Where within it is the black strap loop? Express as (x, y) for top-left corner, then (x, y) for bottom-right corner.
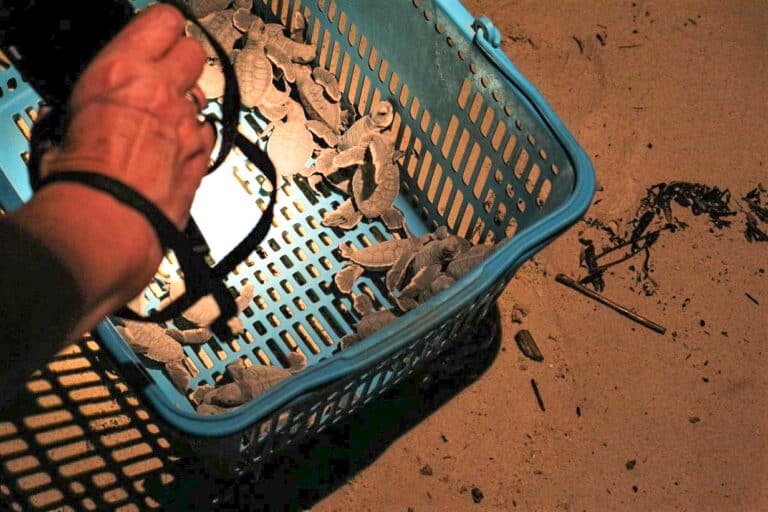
(37, 171), (238, 340)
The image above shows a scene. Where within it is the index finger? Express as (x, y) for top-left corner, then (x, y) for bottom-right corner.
(104, 4), (185, 61)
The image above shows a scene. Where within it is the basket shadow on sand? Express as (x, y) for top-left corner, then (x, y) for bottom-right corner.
(152, 305), (502, 511)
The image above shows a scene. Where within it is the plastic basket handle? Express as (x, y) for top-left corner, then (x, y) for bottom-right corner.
(471, 16), (513, 81)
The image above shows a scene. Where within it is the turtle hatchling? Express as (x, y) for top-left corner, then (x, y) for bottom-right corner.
(160, 281), (255, 336)
(205, 352), (308, 407)
(115, 320), (205, 393)
(395, 264), (443, 312)
(115, 319), (184, 364)
(419, 274), (455, 303)
(306, 120), (340, 148)
(264, 101), (317, 182)
(334, 145), (369, 169)
(338, 100), (394, 151)
(380, 207), (406, 231)
(295, 65), (342, 132)
(257, 80), (293, 122)
(339, 235), (431, 293)
(265, 42), (297, 83)
(290, 10), (307, 42)
(234, 20), (273, 108)
(263, 24), (317, 63)
(334, 263), (365, 294)
(196, 59), (225, 100)
(187, 9), (242, 59)
(339, 305), (398, 351)
(313, 148), (339, 177)
(352, 134), (401, 219)
(445, 244), (496, 280)
(186, 0), (230, 19)
(411, 236), (468, 273)
(339, 237), (426, 272)
(196, 403), (235, 416)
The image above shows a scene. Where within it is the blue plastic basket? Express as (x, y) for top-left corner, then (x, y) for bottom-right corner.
(0, 0), (594, 475)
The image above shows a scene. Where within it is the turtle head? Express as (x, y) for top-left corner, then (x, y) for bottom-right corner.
(370, 101), (394, 128)
(246, 18), (266, 40)
(441, 238), (462, 259)
(434, 226), (450, 240)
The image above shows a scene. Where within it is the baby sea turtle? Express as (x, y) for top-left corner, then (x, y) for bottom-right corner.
(445, 244), (496, 280)
(160, 282), (255, 336)
(186, 0), (230, 19)
(196, 403), (235, 416)
(338, 101), (394, 151)
(333, 145), (368, 169)
(165, 327), (214, 345)
(234, 20), (273, 109)
(312, 67), (342, 102)
(264, 25), (317, 63)
(115, 320), (201, 393)
(115, 320), (184, 364)
(185, 9), (241, 60)
(395, 264), (443, 312)
(339, 302), (398, 350)
(313, 148), (339, 177)
(165, 360), (194, 394)
(205, 352), (308, 407)
(418, 274), (455, 303)
(233, 0), (253, 10)
(352, 293), (375, 316)
(398, 273), (457, 309)
(411, 236), (468, 273)
(334, 263), (365, 294)
(295, 65), (342, 132)
(232, 6), (256, 32)
(380, 206), (406, 231)
(191, 384), (216, 406)
(339, 237), (425, 271)
(322, 198), (363, 230)
(264, 101), (317, 183)
(339, 235), (431, 293)
(352, 134), (400, 219)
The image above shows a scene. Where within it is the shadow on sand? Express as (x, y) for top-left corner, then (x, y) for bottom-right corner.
(154, 305), (502, 511)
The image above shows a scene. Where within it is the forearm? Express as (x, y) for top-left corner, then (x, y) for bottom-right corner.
(11, 183), (162, 340)
(0, 184), (163, 408)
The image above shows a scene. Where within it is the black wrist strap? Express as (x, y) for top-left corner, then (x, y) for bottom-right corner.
(37, 171), (239, 339)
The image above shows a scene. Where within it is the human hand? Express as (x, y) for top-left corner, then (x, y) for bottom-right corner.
(11, 4), (215, 339)
(40, 3), (215, 228)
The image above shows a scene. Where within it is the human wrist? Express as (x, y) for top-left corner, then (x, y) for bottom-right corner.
(10, 182), (162, 311)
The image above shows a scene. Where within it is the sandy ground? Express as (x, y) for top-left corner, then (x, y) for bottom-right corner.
(0, 1), (766, 511)
(310, 1), (768, 511)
